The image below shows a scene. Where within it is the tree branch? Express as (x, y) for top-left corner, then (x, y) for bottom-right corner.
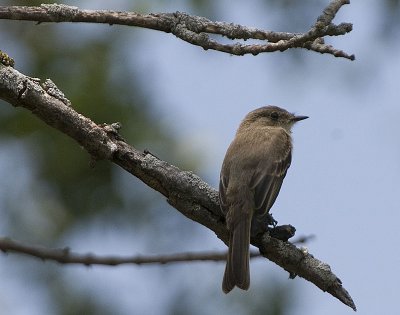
(0, 237), (235, 265)
(0, 64), (356, 311)
(0, 235), (315, 266)
(0, 0), (354, 60)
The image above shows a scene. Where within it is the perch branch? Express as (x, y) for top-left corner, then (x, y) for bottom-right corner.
(0, 0), (354, 60)
(0, 64), (356, 311)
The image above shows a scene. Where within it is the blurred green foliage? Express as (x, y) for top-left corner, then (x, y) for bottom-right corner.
(0, 1), (192, 314)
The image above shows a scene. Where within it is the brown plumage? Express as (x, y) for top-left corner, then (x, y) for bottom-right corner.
(219, 106), (308, 293)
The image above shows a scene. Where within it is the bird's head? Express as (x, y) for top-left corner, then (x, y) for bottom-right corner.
(240, 106), (308, 132)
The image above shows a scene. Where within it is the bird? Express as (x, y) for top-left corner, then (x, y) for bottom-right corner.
(219, 105), (308, 293)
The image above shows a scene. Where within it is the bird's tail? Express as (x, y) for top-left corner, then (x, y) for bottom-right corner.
(222, 213), (251, 293)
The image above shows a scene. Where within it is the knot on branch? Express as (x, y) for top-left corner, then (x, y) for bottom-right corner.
(41, 3), (79, 21)
(173, 11), (209, 33)
(0, 51), (15, 67)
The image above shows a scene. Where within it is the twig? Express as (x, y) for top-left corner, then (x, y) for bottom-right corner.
(0, 64), (356, 311)
(0, 235), (314, 265)
(0, 237), (232, 265)
(0, 1), (354, 59)
(0, 237), (276, 265)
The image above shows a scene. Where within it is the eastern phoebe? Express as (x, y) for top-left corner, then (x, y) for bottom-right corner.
(219, 106), (308, 293)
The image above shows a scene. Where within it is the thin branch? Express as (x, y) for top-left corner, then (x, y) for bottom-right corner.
(0, 64), (356, 311)
(316, 0), (350, 26)
(0, 235), (315, 265)
(0, 237), (233, 265)
(0, 237), (316, 266)
(0, 1), (354, 60)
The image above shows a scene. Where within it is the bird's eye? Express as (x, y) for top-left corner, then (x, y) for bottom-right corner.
(270, 112), (279, 120)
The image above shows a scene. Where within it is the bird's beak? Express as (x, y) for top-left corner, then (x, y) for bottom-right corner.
(292, 115), (309, 122)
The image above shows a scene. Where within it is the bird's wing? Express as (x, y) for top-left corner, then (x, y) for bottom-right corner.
(250, 132), (292, 217)
(219, 174), (229, 215)
(219, 128), (292, 218)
